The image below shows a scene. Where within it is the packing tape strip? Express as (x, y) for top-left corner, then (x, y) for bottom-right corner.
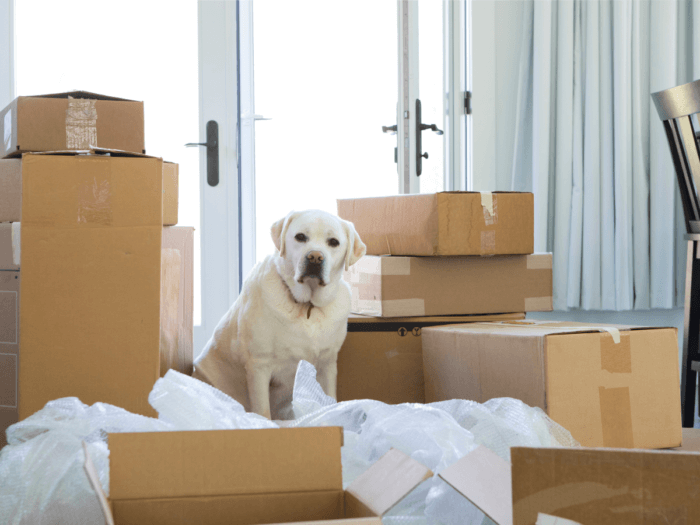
(536, 514), (583, 525)
(496, 321), (621, 344)
(11, 222), (20, 266)
(480, 230), (496, 254)
(66, 97), (98, 149)
(599, 386), (634, 448)
(82, 441), (115, 525)
(480, 192), (497, 225)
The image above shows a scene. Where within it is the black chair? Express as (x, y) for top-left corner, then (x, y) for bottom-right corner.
(652, 79), (700, 427)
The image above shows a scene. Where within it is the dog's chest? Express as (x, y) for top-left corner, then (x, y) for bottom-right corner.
(271, 305), (344, 358)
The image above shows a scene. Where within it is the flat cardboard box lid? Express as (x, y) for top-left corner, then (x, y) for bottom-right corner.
(27, 90), (139, 102)
(108, 427), (344, 500)
(26, 147), (157, 159)
(347, 313), (525, 324)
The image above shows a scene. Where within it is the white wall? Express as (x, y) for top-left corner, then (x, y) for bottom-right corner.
(0, 0), (14, 108)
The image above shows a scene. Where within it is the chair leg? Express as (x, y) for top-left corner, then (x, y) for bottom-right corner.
(682, 240), (700, 427)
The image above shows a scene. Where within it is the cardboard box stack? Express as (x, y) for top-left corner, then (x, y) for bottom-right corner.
(0, 92), (193, 448)
(338, 193), (682, 451)
(336, 192), (552, 405)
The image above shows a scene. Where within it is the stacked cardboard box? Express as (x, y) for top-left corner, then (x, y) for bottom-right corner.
(336, 192), (552, 404)
(338, 194), (682, 450)
(0, 92), (193, 448)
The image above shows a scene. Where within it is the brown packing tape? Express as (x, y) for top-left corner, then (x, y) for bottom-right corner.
(601, 333), (631, 373)
(599, 386), (635, 448)
(66, 98), (98, 149)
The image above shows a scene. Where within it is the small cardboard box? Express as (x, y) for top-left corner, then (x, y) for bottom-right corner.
(84, 427), (434, 525)
(422, 320), (682, 449)
(338, 312), (526, 404)
(337, 192), (534, 256)
(0, 223), (194, 443)
(18, 152), (162, 420)
(0, 155), (178, 225)
(345, 254), (552, 317)
(1, 91), (145, 158)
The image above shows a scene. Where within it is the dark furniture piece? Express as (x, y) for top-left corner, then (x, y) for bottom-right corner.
(652, 79), (700, 427)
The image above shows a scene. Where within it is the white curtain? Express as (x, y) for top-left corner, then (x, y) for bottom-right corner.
(510, 0), (699, 310)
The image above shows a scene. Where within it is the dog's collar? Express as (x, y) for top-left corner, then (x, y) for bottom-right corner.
(279, 271), (315, 319)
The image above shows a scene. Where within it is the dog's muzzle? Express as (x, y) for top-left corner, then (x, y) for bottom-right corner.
(298, 251), (326, 285)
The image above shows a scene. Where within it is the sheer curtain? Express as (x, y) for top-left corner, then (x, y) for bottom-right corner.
(510, 0), (700, 311)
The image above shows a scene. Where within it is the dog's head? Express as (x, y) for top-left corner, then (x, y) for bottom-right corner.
(271, 210), (366, 288)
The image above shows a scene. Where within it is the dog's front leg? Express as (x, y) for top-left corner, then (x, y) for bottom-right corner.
(246, 362), (273, 419)
(317, 360), (338, 400)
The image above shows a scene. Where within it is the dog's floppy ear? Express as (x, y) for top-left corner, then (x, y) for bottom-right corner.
(271, 211), (298, 257)
(342, 219), (367, 271)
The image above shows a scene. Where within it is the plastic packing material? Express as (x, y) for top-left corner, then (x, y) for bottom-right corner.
(0, 365), (578, 525)
(0, 371), (279, 525)
(289, 361), (579, 525)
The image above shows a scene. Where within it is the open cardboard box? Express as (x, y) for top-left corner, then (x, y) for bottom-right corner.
(83, 427), (436, 525)
(433, 431), (700, 525)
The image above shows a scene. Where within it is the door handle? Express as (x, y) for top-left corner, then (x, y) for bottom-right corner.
(186, 120), (219, 187)
(415, 99), (443, 176)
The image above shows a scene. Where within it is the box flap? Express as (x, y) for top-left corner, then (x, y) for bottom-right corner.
(109, 427), (343, 500)
(25, 147), (158, 159)
(424, 320), (672, 340)
(345, 448), (432, 517)
(27, 91), (139, 102)
(438, 446), (512, 525)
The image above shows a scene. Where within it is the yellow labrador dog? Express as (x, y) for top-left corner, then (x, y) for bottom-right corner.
(193, 210), (366, 420)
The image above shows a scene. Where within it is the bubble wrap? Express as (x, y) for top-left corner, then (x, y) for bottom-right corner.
(0, 364), (578, 524)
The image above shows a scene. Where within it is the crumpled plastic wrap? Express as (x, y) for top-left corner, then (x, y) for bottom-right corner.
(289, 360), (579, 525)
(0, 362), (579, 525)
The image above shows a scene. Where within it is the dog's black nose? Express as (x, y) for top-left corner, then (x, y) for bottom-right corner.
(306, 251), (324, 264)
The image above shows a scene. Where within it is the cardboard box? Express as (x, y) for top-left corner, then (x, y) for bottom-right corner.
(345, 254), (552, 317)
(434, 444), (700, 525)
(422, 320), (682, 449)
(160, 226), (194, 376)
(0, 225), (193, 447)
(338, 312), (526, 404)
(163, 161), (179, 226)
(18, 152), (163, 419)
(0, 271), (19, 449)
(511, 446), (700, 525)
(337, 192), (534, 256)
(0, 155), (178, 225)
(1, 91), (145, 158)
(83, 427), (434, 525)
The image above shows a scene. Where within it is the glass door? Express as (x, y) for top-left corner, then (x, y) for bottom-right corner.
(246, 0), (468, 263)
(14, 0), (240, 353)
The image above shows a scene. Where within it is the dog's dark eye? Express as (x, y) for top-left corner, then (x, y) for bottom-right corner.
(328, 238), (340, 247)
(295, 233), (308, 242)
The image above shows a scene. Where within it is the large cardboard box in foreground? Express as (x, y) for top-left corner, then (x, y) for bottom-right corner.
(423, 320), (682, 449)
(0, 155), (179, 225)
(86, 427), (434, 525)
(337, 192), (534, 256)
(345, 254), (552, 317)
(434, 443), (700, 525)
(0, 225), (193, 448)
(510, 446), (700, 524)
(17, 153), (163, 420)
(338, 312), (525, 404)
(1, 91), (145, 158)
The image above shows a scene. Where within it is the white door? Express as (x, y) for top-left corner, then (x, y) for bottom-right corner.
(243, 0), (470, 263)
(9, 0), (240, 354)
